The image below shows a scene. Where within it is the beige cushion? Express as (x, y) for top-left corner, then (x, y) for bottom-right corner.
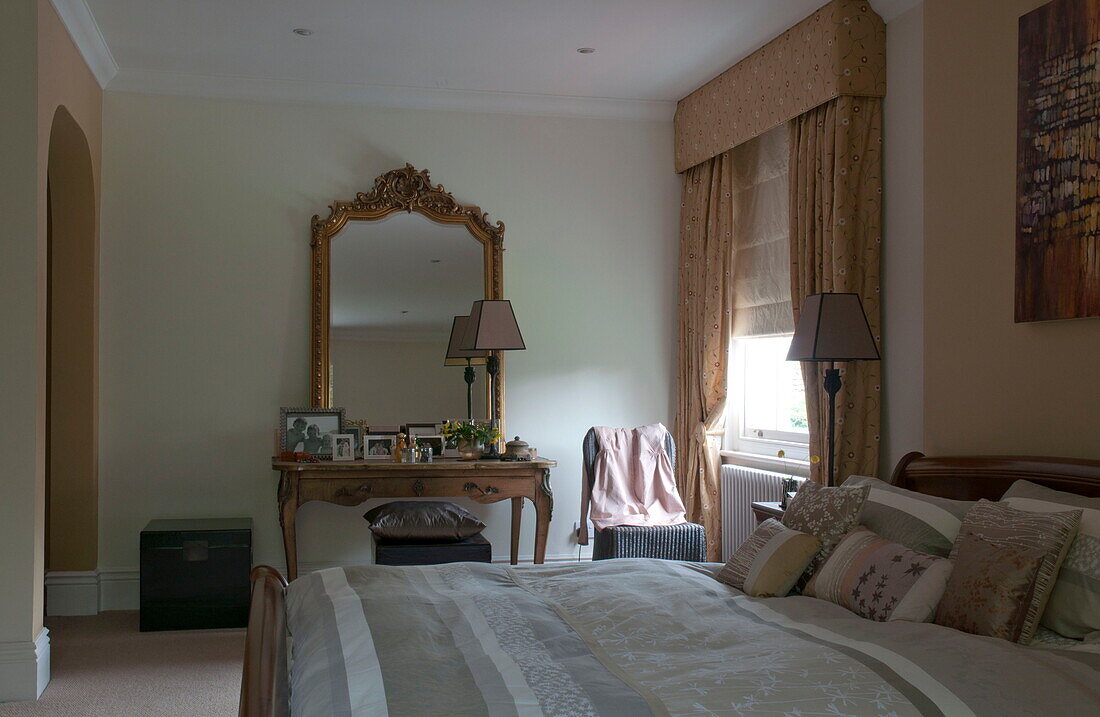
(946, 499), (1082, 643)
(935, 532), (1046, 642)
(1003, 480), (1100, 639)
(805, 526), (953, 622)
(717, 519), (820, 597)
(843, 475), (973, 556)
(781, 480), (870, 588)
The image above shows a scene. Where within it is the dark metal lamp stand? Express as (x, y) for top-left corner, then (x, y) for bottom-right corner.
(823, 363), (842, 487)
(463, 359), (475, 420)
(482, 354), (502, 459)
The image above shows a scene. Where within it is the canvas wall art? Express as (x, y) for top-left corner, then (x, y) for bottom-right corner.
(1016, 0), (1100, 322)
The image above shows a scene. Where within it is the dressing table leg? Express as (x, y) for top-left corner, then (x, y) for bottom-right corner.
(510, 498), (522, 565)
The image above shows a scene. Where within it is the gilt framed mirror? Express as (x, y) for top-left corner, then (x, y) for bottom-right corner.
(310, 164), (505, 431)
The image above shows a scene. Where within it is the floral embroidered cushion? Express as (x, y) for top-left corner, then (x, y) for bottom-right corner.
(717, 519), (821, 598)
(935, 532), (1046, 641)
(1002, 480), (1100, 639)
(941, 499), (1082, 643)
(805, 526), (953, 622)
(781, 479), (870, 588)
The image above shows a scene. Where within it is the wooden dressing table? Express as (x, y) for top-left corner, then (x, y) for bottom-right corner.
(273, 457), (556, 580)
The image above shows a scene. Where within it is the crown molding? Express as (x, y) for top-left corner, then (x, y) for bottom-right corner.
(50, 0), (118, 88)
(106, 68), (676, 121)
(870, 0), (923, 23)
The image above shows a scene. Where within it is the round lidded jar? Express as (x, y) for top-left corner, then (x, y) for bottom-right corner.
(503, 436), (532, 461)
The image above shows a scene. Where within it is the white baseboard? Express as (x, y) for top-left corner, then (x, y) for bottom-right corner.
(45, 571), (100, 616)
(62, 553), (594, 614)
(0, 628), (50, 703)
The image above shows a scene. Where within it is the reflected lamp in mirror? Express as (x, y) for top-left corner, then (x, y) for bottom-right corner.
(445, 315), (489, 420)
(786, 292), (879, 487)
(460, 300), (526, 456)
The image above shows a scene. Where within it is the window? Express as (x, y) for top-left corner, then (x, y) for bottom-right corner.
(725, 334), (809, 460)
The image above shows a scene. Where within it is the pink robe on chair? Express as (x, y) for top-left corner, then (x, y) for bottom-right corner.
(579, 423), (687, 545)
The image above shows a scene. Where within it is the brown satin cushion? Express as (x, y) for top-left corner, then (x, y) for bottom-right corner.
(946, 499), (1081, 644)
(364, 501), (486, 542)
(935, 532), (1045, 641)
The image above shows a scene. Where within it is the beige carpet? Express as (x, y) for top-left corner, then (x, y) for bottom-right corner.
(0, 612), (244, 716)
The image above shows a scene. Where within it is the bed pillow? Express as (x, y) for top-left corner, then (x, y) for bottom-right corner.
(1003, 480), (1100, 639)
(364, 501), (486, 541)
(805, 526), (953, 622)
(842, 475), (973, 556)
(781, 480), (870, 587)
(935, 532), (1046, 641)
(716, 519), (820, 597)
(944, 499), (1082, 643)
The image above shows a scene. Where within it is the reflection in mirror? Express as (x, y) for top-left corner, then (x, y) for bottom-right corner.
(329, 212), (487, 424)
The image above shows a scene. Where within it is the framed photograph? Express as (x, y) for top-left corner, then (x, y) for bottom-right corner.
(416, 435), (445, 457)
(343, 426), (363, 457)
(331, 434), (355, 461)
(279, 407), (345, 458)
(368, 425), (401, 434)
(363, 434), (396, 459)
(404, 423), (439, 437)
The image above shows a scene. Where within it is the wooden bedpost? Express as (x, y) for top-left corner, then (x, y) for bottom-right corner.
(240, 565), (289, 717)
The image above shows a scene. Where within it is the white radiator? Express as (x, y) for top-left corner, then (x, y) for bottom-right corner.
(721, 464), (788, 560)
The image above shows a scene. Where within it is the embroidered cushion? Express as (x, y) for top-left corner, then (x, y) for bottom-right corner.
(805, 526), (953, 622)
(1003, 480), (1100, 639)
(944, 499), (1082, 643)
(842, 475), (973, 556)
(935, 533), (1046, 641)
(781, 480), (870, 587)
(716, 519), (820, 597)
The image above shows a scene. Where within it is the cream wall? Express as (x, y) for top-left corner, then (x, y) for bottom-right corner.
(923, 0), (1100, 458)
(880, 3), (924, 474)
(99, 92), (679, 573)
(0, 0), (44, 684)
(331, 338), (473, 425)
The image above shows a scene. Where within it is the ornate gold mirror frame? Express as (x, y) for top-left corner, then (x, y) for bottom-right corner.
(310, 165), (505, 426)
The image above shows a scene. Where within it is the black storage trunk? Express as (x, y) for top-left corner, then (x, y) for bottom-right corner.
(375, 533), (492, 566)
(140, 518), (252, 632)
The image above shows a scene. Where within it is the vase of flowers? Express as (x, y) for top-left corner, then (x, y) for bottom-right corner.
(441, 420), (501, 461)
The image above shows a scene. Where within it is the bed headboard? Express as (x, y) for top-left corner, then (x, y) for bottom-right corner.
(889, 452), (1100, 501)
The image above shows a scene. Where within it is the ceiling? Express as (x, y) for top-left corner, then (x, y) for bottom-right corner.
(59, 0), (917, 119)
(330, 213), (483, 340)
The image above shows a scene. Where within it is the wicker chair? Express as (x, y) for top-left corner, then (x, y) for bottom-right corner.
(583, 427), (707, 561)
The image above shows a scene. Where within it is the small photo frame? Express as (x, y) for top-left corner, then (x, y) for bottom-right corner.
(404, 423), (439, 437)
(416, 435), (444, 457)
(343, 425), (363, 457)
(279, 407), (345, 458)
(364, 435), (395, 458)
(331, 434), (355, 461)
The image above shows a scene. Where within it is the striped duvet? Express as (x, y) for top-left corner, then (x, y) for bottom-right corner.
(285, 559), (1100, 716)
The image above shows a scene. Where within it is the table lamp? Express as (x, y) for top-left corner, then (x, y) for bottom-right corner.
(786, 292), (880, 486)
(460, 300), (525, 458)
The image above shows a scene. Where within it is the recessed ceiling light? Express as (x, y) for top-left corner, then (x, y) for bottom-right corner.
(293, 28), (313, 36)
(576, 47), (596, 54)
(430, 259), (441, 263)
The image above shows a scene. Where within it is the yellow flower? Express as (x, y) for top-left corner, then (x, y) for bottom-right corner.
(776, 449), (786, 458)
(810, 455), (821, 464)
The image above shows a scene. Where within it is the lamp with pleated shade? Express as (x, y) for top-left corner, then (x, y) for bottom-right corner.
(459, 300), (525, 457)
(444, 315), (489, 420)
(787, 292), (880, 486)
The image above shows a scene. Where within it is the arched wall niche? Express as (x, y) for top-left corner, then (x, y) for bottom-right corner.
(45, 105), (98, 572)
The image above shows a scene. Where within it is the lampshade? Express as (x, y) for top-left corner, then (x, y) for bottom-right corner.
(444, 315), (489, 366)
(787, 293), (880, 362)
(460, 300), (526, 351)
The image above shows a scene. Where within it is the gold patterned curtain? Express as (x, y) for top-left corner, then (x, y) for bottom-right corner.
(674, 153), (736, 561)
(789, 95), (883, 485)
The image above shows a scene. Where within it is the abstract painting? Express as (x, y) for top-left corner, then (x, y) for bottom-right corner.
(1016, 0), (1100, 322)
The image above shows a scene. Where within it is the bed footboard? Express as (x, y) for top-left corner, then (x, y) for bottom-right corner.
(240, 565), (289, 717)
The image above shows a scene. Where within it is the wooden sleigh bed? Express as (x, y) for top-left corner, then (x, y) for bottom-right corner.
(239, 452), (1100, 717)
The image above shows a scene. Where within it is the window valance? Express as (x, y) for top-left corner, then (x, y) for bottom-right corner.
(673, 0), (885, 173)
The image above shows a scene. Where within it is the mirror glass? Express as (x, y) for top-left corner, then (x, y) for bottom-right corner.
(329, 212), (488, 425)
